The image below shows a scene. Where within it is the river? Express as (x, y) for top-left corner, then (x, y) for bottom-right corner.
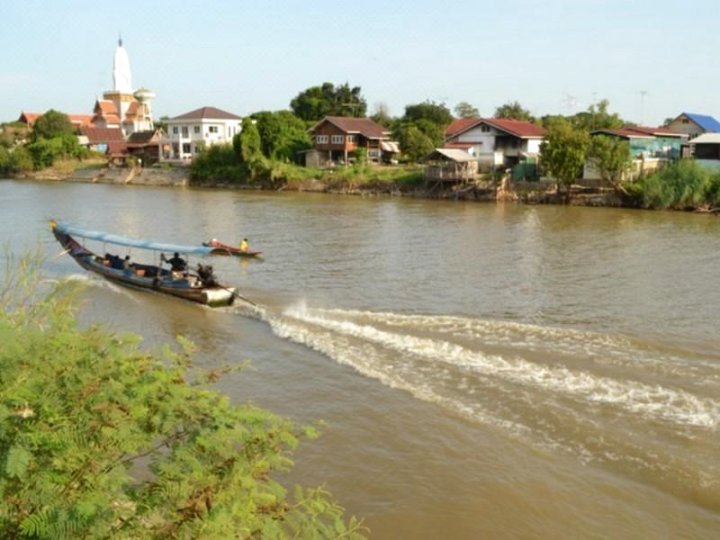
(2, 179), (719, 538)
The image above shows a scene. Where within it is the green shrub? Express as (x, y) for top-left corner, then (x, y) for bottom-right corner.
(639, 160), (712, 209)
(0, 252), (366, 539)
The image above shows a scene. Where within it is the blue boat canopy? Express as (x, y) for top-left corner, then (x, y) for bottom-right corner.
(54, 221), (216, 256)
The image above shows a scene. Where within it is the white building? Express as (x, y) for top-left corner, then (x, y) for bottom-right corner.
(160, 106), (243, 162)
(444, 117), (546, 171)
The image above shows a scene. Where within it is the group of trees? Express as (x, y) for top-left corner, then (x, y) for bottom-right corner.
(0, 110), (90, 175)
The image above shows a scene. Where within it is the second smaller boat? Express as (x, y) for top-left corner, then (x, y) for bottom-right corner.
(203, 238), (263, 258)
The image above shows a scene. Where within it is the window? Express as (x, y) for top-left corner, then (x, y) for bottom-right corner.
(316, 135), (329, 144)
(331, 134), (344, 144)
(182, 143), (191, 154)
(194, 126), (200, 134)
(209, 126), (219, 133)
(347, 135), (357, 143)
(181, 127), (189, 137)
(480, 125), (491, 133)
(172, 127), (178, 134)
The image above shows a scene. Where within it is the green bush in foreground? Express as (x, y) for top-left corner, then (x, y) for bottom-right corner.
(0, 253), (365, 539)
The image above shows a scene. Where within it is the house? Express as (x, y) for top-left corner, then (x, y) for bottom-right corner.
(444, 117), (545, 171)
(160, 106), (243, 162)
(126, 129), (164, 165)
(79, 126), (126, 158)
(18, 111), (94, 129)
(687, 133), (720, 169)
(424, 148), (478, 184)
(583, 126), (687, 180)
(306, 116), (398, 167)
(665, 113), (720, 140)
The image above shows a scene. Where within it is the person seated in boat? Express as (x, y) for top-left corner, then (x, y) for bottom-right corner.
(122, 255), (132, 270)
(197, 263), (218, 287)
(239, 238), (249, 253)
(108, 253), (123, 269)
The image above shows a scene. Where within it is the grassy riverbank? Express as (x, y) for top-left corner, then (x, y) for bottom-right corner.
(10, 157), (720, 213)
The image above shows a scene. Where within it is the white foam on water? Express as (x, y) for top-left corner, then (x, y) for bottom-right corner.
(279, 304), (720, 430)
(267, 310), (533, 439)
(314, 308), (720, 376)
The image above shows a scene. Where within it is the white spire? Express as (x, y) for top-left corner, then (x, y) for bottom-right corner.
(113, 34), (132, 93)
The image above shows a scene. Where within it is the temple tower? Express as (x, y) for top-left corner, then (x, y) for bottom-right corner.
(94, 36), (154, 135)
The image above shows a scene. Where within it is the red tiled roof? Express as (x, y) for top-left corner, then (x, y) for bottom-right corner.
(310, 116), (389, 139)
(593, 126), (689, 139)
(95, 100), (118, 115)
(622, 126), (687, 138)
(18, 111), (93, 128)
(445, 117), (481, 138)
(67, 114), (94, 127)
(171, 106), (242, 121)
(124, 101), (139, 118)
(80, 126), (125, 144)
(18, 112), (41, 125)
(482, 118), (546, 138)
(446, 117), (545, 139)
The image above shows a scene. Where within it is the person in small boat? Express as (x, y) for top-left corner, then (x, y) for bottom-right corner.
(161, 252), (187, 272)
(122, 255), (132, 270)
(239, 238), (249, 253)
(108, 253), (124, 269)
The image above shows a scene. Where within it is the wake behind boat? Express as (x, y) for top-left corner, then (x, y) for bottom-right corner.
(203, 238), (263, 258)
(50, 220), (239, 307)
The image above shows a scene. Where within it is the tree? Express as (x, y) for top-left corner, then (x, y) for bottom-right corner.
(251, 110), (312, 161)
(403, 101), (453, 128)
(290, 82), (367, 122)
(31, 109), (75, 141)
(0, 254), (366, 539)
(235, 117), (262, 163)
(494, 101), (534, 122)
(395, 124), (435, 162)
(454, 101), (479, 118)
(540, 118), (589, 199)
(586, 135), (632, 191)
(572, 99), (624, 131)
(393, 101), (451, 162)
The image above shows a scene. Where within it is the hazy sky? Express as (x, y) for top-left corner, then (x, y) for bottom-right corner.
(3, 0), (719, 126)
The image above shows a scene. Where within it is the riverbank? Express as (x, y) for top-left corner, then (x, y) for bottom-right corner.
(17, 162), (630, 207)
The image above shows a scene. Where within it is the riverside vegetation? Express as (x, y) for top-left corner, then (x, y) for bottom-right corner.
(0, 250), (366, 539)
(3, 97), (720, 211)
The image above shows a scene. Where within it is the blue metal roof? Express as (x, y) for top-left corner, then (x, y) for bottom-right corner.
(683, 113), (720, 133)
(54, 221), (215, 256)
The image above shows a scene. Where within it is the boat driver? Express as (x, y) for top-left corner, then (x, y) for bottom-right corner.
(161, 252), (187, 276)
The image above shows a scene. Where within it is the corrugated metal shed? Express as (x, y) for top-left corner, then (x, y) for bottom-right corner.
(689, 133), (720, 144)
(429, 148), (477, 162)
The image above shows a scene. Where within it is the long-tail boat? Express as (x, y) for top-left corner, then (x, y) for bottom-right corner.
(50, 220), (238, 307)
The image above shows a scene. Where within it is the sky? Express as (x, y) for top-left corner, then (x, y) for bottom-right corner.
(3, 0), (720, 126)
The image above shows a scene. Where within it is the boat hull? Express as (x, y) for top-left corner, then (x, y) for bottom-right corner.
(52, 227), (236, 307)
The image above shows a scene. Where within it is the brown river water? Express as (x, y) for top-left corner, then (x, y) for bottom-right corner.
(2, 179), (719, 538)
